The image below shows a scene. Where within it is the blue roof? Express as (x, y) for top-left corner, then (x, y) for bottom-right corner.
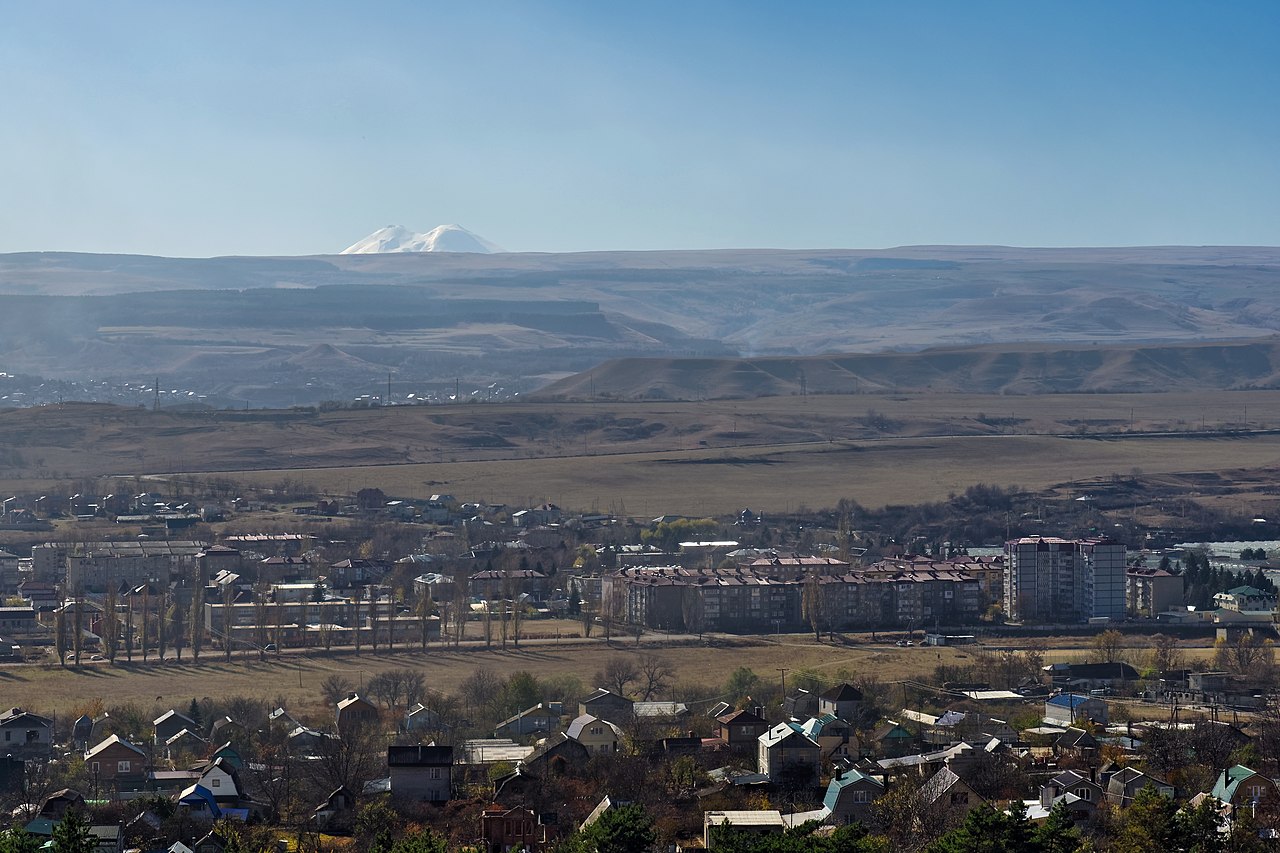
(1046, 693), (1093, 709)
(823, 770), (882, 811)
(1212, 765), (1261, 802)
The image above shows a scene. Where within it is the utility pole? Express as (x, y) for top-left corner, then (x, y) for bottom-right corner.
(153, 377), (159, 412)
(387, 371), (392, 405)
(778, 668), (788, 712)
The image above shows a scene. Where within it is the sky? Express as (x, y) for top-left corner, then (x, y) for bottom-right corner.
(1, 1), (1277, 256)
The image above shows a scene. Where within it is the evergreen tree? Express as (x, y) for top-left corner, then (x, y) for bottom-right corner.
(1032, 801), (1080, 853)
(51, 810), (95, 853)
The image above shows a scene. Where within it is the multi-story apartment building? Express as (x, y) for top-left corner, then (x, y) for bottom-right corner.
(1126, 566), (1183, 617)
(204, 597), (438, 647)
(34, 540), (205, 589)
(607, 559), (985, 633)
(1004, 537), (1126, 622)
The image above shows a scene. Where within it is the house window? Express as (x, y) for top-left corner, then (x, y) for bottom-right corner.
(1249, 785), (1265, 801)
(852, 790), (869, 803)
(91, 761), (99, 775)
(1077, 787), (1091, 801)
(431, 768), (441, 779)
(211, 778), (220, 787)
(117, 760), (131, 773)
(3, 731), (8, 741)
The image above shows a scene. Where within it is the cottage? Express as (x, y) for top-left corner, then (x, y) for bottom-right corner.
(818, 683), (864, 722)
(522, 732), (590, 777)
(311, 786), (356, 832)
(1044, 693), (1108, 726)
(494, 703), (561, 738)
(579, 688), (634, 722)
(153, 709), (199, 745)
(0, 707), (53, 758)
(798, 714), (854, 761)
(1104, 767), (1174, 807)
(1209, 765), (1278, 814)
(387, 745), (453, 803)
(84, 735), (147, 789)
(757, 723), (820, 788)
(704, 810), (786, 850)
(823, 769), (885, 825)
(717, 709), (770, 750)
(565, 714), (622, 755)
(920, 765), (982, 816)
(481, 805), (550, 853)
(336, 693), (380, 730)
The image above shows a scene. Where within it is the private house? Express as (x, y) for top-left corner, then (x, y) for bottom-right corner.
(406, 704), (451, 734)
(784, 689), (819, 720)
(311, 786), (356, 833)
(718, 709), (770, 750)
(1044, 693), (1108, 726)
(704, 811), (786, 850)
(798, 714), (854, 761)
(870, 720), (917, 758)
(823, 769), (885, 825)
(387, 745), (454, 803)
(495, 703), (562, 738)
(1209, 765), (1279, 814)
(1043, 662), (1140, 692)
(336, 694), (380, 730)
(480, 805), (550, 853)
(522, 733), (590, 777)
(1104, 767), (1174, 807)
(920, 765), (982, 816)
(1214, 586), (1278, 613)
(0, 707), (53, 758)
(1040, 770), (1103, 811)
(1054, 727), (1101, 762)
(818, 683), (864, 722)
(565, 714), (622, 755)
(579, 688), (633, 722)
(85, 735), (147, 790)
(153, 710), (199, 746)
(194, 757), (242, 805)
(209, 716), (243, 744)
(757, 723), (820, 787)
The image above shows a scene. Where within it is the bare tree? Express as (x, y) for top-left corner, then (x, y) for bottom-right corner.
(54, 607), (68, 667)
(102, 587), (120, 663)
(158, 592), (170, 661)
(189, 580), (204, 663)
(352, 587), (364, 656)
(71, 588), (83, 666)
(637, 653), (674, 700)
(1091, 629), (1125, 663)
(221, 582), (235, 662)
(308, 723), (387, 796)
(124, 594), (135, 662)
(1149, 634), (1183, 674)
(368, 589), (380, 654)
(416, 587), (433, 650)
(253, 586), (269, 661)
(597, 656), (640, 697)
(320, 674), (354, 706)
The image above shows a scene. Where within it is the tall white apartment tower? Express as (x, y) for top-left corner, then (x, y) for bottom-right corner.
(1004, 537), (1126, 622)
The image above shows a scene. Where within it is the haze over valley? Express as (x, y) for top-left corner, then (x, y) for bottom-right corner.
(2, 242), (1280, 408)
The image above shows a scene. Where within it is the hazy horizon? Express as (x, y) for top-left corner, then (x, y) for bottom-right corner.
(3, 1), (1278, 257)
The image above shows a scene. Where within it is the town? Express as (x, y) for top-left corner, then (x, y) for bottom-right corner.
(0, 479), (1276, 852)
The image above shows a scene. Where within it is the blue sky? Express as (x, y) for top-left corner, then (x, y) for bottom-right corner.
(2, 1), (1277, 256)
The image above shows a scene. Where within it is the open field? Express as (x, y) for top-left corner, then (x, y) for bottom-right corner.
(0, 635), (969, 719)
(5, 390), (1280, 514)
(202, 432), (1280, 517)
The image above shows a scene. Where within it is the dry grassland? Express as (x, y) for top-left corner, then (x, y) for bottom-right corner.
(0, 636), (964, 718)
(207, 432), (1280, 517)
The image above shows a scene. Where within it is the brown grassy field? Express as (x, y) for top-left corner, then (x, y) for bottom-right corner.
(4, 389), (1280, 514)
(206, 432), (1280, 517)
(0, 634), (965, 719)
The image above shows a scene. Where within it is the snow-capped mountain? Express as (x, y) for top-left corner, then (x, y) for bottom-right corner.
(340, 224), (503, 254)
